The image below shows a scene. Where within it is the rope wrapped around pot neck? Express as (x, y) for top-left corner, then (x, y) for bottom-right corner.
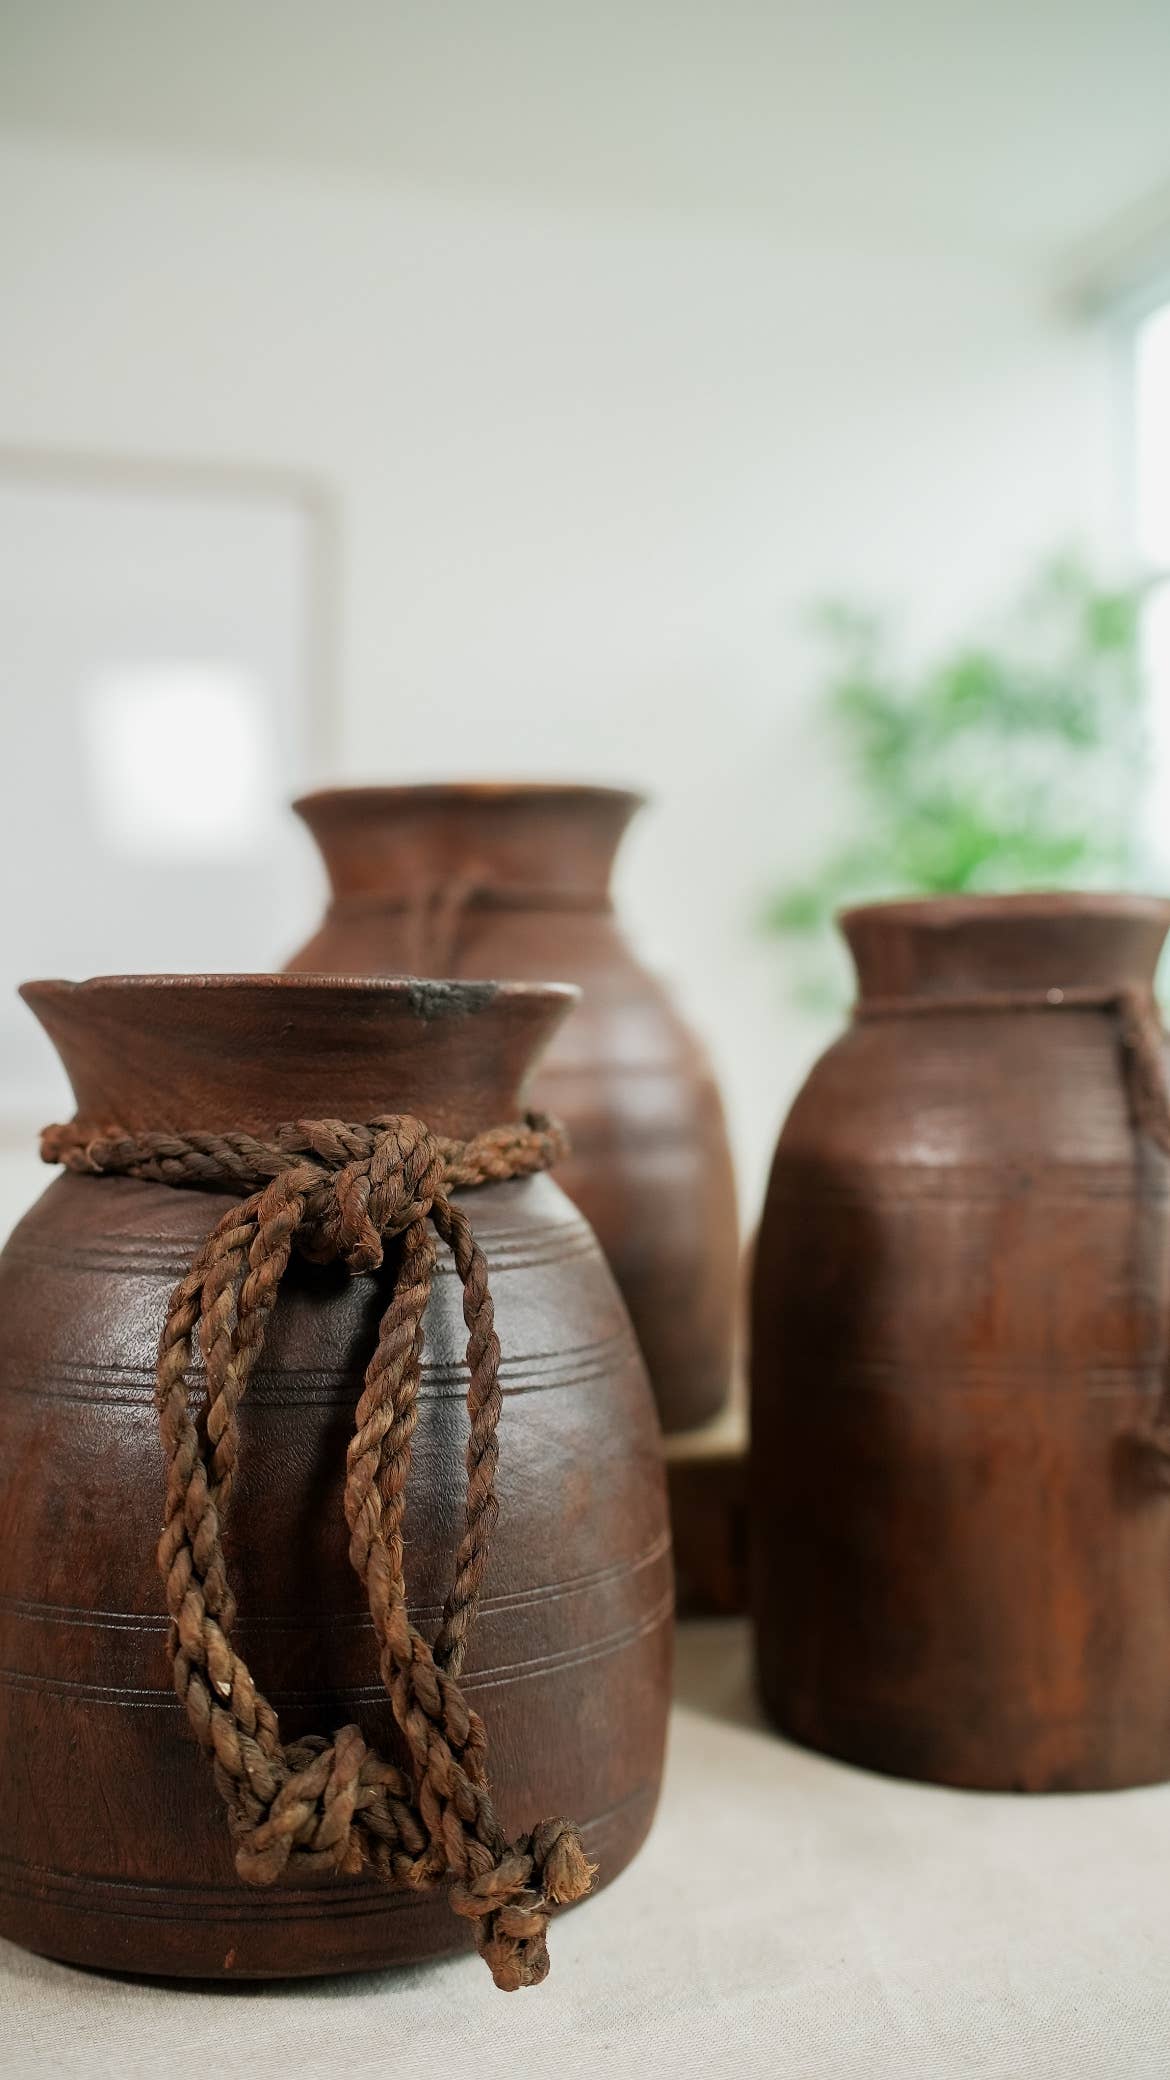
(323, 872), (611, 975)
(853, 983), (1170, 1159)
(38, 1108), (596, 1991)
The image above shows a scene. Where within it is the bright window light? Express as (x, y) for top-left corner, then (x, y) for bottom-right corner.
(1135, 304), (1170, 567)
(80, 662), (271, 860)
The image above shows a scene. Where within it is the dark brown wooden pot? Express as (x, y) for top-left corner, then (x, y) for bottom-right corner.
(0, 975), (672, 1978)
(286, 785), (739, 1435)
(751, 891), (1170, 1793)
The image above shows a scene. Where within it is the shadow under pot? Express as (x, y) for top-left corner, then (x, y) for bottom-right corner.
(0, 974), (672, 1982)
(286, 784), (739, 1436)
(751, 890), (1170, 1793)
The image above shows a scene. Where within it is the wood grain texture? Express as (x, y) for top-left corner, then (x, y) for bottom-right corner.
(751, 893), (1170, 1792)
(0, 977), (672, 1976)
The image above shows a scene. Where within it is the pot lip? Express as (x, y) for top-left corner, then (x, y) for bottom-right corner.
(839, 890), (1170, 931)
(292, 781), (647, 816)
(20, 973), (581, 1009)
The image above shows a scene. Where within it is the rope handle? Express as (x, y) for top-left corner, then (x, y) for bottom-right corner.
(856, 983), (1170, 1472)
(854, 983), (1170, 1161)
(40, 1109), (595, 1991)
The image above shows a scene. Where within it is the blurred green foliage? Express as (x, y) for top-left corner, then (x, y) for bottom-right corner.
(762, 557), (1152, 1008)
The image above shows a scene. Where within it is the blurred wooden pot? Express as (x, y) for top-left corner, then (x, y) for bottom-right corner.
(667, 1446), (749, 1618)
(288, 784), (739, 1435)
(0, 975), (671, 1977)
(752, 892), (1170, 1792)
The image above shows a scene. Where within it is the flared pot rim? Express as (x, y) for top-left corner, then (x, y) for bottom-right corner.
(292, 781), (647, 817)
(20, 973), (580, 1011)
(20, 975), (582, 1138)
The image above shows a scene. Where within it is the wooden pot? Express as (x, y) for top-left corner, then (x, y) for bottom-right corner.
(287, 784), (739, 1435)
(0, 975), (672, 1977)
(751, 891), (1170, 1792)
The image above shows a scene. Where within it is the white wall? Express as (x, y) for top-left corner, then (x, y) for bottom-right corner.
(0, 133), (1125, 1225)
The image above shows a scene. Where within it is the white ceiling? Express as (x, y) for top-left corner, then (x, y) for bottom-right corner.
(2, 1), (1170, 263)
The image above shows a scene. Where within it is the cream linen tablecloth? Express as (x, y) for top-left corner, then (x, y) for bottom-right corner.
(3, 1620), (1169, 2080)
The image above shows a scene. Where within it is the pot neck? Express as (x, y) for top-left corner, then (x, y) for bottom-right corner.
(842, 894), (1170, 1007)
(292, 785), (643, 906)
(21, 976), (577, 1140)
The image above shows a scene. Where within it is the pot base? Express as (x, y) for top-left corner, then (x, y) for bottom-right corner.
(0, 1784), (657, 1979)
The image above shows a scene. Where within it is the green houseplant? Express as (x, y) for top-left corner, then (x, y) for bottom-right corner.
(763, 557), (1152, 1006)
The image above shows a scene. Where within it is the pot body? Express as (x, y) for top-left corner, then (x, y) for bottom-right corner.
(751, 893), (1170, 1792)
(0, 977), (672, 1976)
(287, 785), (739, 1435)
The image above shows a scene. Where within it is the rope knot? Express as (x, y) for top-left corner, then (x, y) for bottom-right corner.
(231, 1724), (405, 1885)
(39, 1106), (591, 1989)
(287, 1113), (446, 1272)
(448, 1821), (597, 1991)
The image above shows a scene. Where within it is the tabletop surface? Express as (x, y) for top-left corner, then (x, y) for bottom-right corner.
(3, 1619), (1168, 2080)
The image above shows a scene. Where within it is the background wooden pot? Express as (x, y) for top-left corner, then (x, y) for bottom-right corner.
(751, 891), (1170, 1792)
(0, 975), (672, 1978)
(287, 784), (739, 1435)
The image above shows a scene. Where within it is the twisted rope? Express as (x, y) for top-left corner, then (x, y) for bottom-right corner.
(39, 1108), (596, 1990)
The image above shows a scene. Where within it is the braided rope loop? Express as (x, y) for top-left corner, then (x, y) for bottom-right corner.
(40, 1108), (595, 1990)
